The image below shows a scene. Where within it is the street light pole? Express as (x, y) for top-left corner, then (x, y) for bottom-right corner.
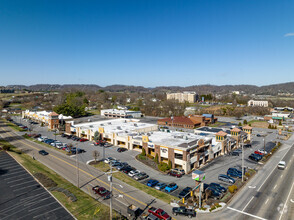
(263, 137), (265, 155)
(76, 144), (79, 188)
(109, 161), (113, 220)
(242, 139), (244, 182)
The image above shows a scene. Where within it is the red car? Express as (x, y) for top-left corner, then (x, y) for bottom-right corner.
(79, 138), (88, 142)
(254, 150), (264, 155)
(148, 207), (171, 220)
(92, 186), (111, 199)
(168, 171), (182, 178)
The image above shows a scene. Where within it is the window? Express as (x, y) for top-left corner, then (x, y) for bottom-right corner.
(174, 153), (183, 160)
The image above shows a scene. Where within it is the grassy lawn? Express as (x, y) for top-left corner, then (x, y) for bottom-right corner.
(88, 109), (101, 115)
(248, 120), (269, 128)
(208, 121), (226, 127)
(0, 141), (118, 220)
(91, 162), (178, 204)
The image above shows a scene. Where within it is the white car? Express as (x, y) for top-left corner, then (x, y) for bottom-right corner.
(258, 149), (268, 155)
(37, 136), (47, 142)
(128, 170), (140, 177)
(172, 168), (185, 175)
(277, 161), (286, 169)
(104, 157), (115, 164)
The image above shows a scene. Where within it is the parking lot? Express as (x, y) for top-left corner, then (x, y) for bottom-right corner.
(11, 115), (281, 200)
(0, 151), (74, 220)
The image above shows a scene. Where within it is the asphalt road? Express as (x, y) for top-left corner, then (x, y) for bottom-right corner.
(0, 151), (74, 220)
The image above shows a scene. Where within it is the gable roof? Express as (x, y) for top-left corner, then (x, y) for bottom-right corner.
(216, 131), (227, 136)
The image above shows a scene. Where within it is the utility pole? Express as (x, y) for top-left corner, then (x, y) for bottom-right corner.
(76, 144), (79, 188)
(263, 137), (265, 155)
(242, 139), (244, 182)
(109, 161), (113, 220)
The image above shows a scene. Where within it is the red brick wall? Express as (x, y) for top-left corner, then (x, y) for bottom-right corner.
(155, 145), (161, 162)
(168, 148), (175, 168)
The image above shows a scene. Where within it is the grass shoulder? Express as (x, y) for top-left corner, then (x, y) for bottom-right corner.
(3, 119), (26, 132)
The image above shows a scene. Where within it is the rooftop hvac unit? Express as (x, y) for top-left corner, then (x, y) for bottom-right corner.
(108, 122), (111, 125)
(134, 123), (138, 127)
(89, 125), (93, 128)
(100, 124), (104, 126)
(147, 133), (151, 136)
(117, 126), (122, 130)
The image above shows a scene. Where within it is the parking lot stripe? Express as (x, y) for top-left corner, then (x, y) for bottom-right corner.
(0, 164), (20, 169)
(24, 196), (53, 206)
(3, 170), (25, 176)
(4, 173), (28, 180)
(242, 196), (254, 212)
(0, 161), (14, 166)
(28, 201), (57, 212)
(7, 177), (32, 183)
(33, 207), (63, 219)
(10, 180), (36, 187)
(13, 184), (40, 191)
(19, 190), (48, 202)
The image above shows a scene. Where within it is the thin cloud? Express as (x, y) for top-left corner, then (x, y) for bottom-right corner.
(284, 33), (294, 37)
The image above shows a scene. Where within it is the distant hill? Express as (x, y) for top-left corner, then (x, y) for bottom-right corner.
(6, 82), (294, 95)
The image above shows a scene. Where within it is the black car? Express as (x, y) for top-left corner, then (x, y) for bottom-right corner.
(117, 147), (127, 152)
(231, 151), (240, 156)
(178, 187), (192, 199)
(249, 154), (261, 162)
(172, 206), (196, 218)
(210, 183), (227, 193)
(244, 144), (252, 148)
(66, 135), (73, 139)
(39, 150), (49, 156)
(122, 166), (135, 174)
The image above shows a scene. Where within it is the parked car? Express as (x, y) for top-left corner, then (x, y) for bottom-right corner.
(278, 161), (286, 169)
(231, 151), (240, 156)
(227, 168), (242, 178)
(51, 141), (62, 147)
(117, 147), (127, 152)
(148, 207), (171, 220)
(244, 144), (252, 148)
(168, 170), (182, 178)
(258, 149), (268, 155)
(127, 204), (144, 219)
(218, 174), (235, 184)
(92, 186), (111, 199)
(111, 161), (121, 167)
(249, 153), (261, 162)
(44, 139), (55, 144)
(178, 187), (192, 199)
(66, 135), (73, 139)
(172, 206), (196, 218)
(254, 150), (264, 156)
(122, 166), (135, 174)
(116, 162), (128, 171)
(155, 182), (167, 190)
(128, 170), (140, 177)
(210, 183), (227, 193)
(39, 150), (49, 156)
(147, 179), (159, 187)
(165, 183), (178, 193)
(134, 172), (149, 181)
(79, 138), (88, 142)
(172, 168), (185, 175)
(206, 187), (222, 199)
(37, 136), (47, 142)
(104, 157), (115, 164)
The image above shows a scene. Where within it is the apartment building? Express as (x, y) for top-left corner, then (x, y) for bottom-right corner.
(167, 91), (198, 103)
(101, 109), (142, 118)
(248, 100), (269, 107)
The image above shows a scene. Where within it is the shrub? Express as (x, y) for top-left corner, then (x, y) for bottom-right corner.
(147, 154), (154, 159)
(268, 124), (272, 129)
(228, 185), (238, 193)
(158, 162), (169, 172)
(2, 145), (10, 151)
(141, 148), (146, 156)
(154, 153), (159, 164)
(243, 120), (247, 125)
(199, 207), (207, 211)
(238, 122), (242, 126)
(245, 172), (250, 177)
(168, 160), (172, 170)
(138, 154), (146, 160)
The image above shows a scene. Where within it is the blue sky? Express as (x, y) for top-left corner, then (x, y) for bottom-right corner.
(0, 0), (293, 87)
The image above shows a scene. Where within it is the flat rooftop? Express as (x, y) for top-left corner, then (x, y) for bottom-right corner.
(196, 126), (231, 135)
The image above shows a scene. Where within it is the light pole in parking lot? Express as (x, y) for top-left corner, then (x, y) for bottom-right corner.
(76, 143), (79, 188)
(242, 140), (244, 182)
(263, 137), (266, 155)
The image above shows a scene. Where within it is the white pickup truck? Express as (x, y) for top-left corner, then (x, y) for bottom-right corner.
(277, 161), (286, 169)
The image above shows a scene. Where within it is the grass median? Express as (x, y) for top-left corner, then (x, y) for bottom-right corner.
(0, 142), (121, 220)
(91, 161), (178, 204)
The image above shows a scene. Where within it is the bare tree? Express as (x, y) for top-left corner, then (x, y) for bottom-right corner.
(92, 150), (100, 162)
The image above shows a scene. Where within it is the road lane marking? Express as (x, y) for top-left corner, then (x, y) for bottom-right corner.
(242, 196), (254, 212)
(274, 184), (277, 190)
(227, 207), (267, 220)
(290, 199), (294, 203)
(257, 145), (293, 191)
(279, 181), (294, 220)
(281, 174), (283, 178)
(265, 198), (269, 204)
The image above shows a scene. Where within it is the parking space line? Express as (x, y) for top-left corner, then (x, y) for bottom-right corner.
(4, 173), (28, 180)
(10, 180), (36, 187)
(265, 198), (269, 204)
(19, 190), (48, 202)
(274, 184), (277, 190)
(1, 164), (20, 169)
(7, 177), (32, 183)
(28, 201), (57, 212)
(24, 196), (53, 206)
(0, 161), (14, 166)
(33, 206), (63, 219)
(13, 184), (40, 191)
(3, 170), (25, 176)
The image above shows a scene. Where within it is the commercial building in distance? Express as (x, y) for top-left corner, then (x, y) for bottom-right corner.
(166, 91), (198, 103)
(22, 110), (73, 130)
(248, 100), (269, 107)
(157, 114), (217, 129)
(101, 109), (143, 118)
